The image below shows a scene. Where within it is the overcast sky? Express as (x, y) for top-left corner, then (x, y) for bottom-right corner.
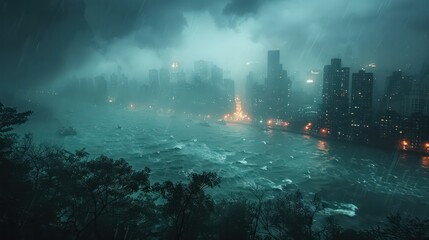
(1, 0), (428, 91)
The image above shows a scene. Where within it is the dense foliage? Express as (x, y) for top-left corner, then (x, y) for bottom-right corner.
(1, 103), (428, 239)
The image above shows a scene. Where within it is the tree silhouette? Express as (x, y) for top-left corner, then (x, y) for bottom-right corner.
(0, 103), (32, 238)
(259, 190), (323, 240)
(0, 102), (31, 156)
(153, 171), (220, 240)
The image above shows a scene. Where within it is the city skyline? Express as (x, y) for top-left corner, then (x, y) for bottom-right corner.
(1, 0), (429, 93)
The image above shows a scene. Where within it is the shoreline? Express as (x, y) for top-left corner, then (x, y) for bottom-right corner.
(224, 119), (429, 157)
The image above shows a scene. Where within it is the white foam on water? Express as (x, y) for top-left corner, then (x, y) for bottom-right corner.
(282, 178), (293, 184)
(173, 143), (185, 150)
(181, 143), (232, 164)
(321, 203), (358, 217)
(237, 159), (248, 165)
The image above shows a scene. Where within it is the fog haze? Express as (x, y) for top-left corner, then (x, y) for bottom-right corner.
(1, 0), (428, 93)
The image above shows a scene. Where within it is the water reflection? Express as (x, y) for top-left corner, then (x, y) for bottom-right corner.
(265, 129), (273, 137)
(317, 140), (328, 152)
(421, 156), (429, 169)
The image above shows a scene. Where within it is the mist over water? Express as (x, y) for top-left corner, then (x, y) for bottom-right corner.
(18, 104), (429, 228)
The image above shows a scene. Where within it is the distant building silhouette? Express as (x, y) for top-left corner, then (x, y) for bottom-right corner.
(380, 71), (413, 114)
(401, 73), (429, 116)
(377, 110), (404, 146)
(403, 113), (429, 151)
(306, 69), (322, 105)
(350, 70), (374, 142)
(194, 60), (210, 82)
(249, 83), (265, 121)
(223, 78), (235, 112)
(211, 65), (223, 86)
(319, 58), (350, 137)
(148, 69), (160, 99)
(265, 50), (291, 119)
(159, 68), (170, 89)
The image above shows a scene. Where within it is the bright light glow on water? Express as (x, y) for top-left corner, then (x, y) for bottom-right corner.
(422, 156), (429, 169)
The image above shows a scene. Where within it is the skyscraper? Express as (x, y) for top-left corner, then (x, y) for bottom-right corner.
(194, 60), (210, 82)
(159, 68), (170, 89)
(401, 74), (429, 116)
(267, 50), (281, 83)
(211, 65), (223, 86)
(380, 70), (413, 114)
(350, 70), (374, 141)
(265, 50), (290, 119)
(148, 69), (159, 92)
(319, 58), (350, 137)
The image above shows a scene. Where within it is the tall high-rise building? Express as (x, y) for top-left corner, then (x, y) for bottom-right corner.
(159, 68), (170, 89)
(350, 70), (374, 141)
(250, 83), (265, 121)
(148, 69), (159, 94)
(401, 71), (429, 116)
(170, 63), (186, 85)
(265, 50), (291, 119)
(319, 58), (350, 137)
(211, 65), (223, 86)
(399, 67), (429, 153)
(245, 72), (255, 111)
(267, 50), (281, 83)
(224, 78), (235, 112)
(304, 69), (322, 105)
(380, 70), (413, 114)
(176, 70), (186, 84)
(194, 60), (210, 82)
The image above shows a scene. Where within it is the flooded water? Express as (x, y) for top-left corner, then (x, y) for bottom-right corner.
(20, 105), (429, 228)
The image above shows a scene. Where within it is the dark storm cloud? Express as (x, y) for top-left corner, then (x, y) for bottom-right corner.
(0, 0), (92, 89)
(0, 0), (222, 90)
(248, 0), (429, 76)
(84, 0), (192, 48)
(1, 0), (428, 94)
(84, 0), (212, 46)
(218, 0), (284, 27)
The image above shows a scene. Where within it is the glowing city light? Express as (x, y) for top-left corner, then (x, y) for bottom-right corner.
(223, 97), (251, 122)
(400, 140), (409, 150)
(306, 79), (314, 83)
(304, 122), (312, 131)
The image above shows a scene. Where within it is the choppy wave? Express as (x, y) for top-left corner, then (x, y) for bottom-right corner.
(321, 203), (359, 217)
(26, 106), (429, 225)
